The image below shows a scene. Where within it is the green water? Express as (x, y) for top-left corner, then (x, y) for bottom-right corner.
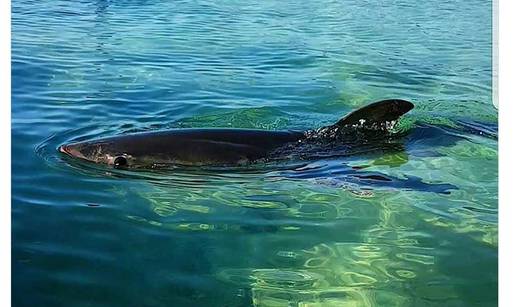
(12, 0), (497, 306)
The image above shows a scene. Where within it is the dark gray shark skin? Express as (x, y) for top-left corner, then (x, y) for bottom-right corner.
(59, 99), (414, 169)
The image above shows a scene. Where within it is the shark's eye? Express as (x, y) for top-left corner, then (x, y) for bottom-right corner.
(113, 156), (128, 168)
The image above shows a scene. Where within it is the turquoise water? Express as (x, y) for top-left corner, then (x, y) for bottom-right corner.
(12, 0), (497, 306)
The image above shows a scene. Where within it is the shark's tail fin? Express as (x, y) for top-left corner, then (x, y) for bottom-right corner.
(333, 99), (414, 129)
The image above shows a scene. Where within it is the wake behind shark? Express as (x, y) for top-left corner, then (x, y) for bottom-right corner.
(59, 99), (414, 169)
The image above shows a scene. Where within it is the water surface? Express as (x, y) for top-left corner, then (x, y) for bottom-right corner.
(12, 0), (497, 306)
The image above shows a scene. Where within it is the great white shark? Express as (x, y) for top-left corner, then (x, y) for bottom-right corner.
(59, 99), (414, 169)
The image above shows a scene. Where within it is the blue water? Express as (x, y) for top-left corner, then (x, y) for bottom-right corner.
(12, 0), (497, 306)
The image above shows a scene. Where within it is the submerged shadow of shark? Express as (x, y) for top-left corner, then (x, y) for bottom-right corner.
(58, 99), (469, 194)
(273, 161), (457, 195)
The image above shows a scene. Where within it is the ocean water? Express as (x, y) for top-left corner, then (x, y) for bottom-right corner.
(11, 0), (497, 306)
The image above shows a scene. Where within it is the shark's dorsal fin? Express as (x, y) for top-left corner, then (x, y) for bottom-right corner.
(334, 99), (414, 128)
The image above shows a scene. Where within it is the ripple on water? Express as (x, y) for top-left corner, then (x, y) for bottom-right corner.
(215, 240), (440, 306)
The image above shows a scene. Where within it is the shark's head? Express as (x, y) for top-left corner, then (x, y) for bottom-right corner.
(59, 139), (135, 168)
(59, 131), (187, 168)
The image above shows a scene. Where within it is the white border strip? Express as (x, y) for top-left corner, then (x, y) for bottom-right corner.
(493, 0), (498, 109)
(1, 0), (11, 306)
(499, 0), (514, 305)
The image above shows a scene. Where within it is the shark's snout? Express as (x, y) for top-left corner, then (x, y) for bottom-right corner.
(59, 144), (86, 160)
